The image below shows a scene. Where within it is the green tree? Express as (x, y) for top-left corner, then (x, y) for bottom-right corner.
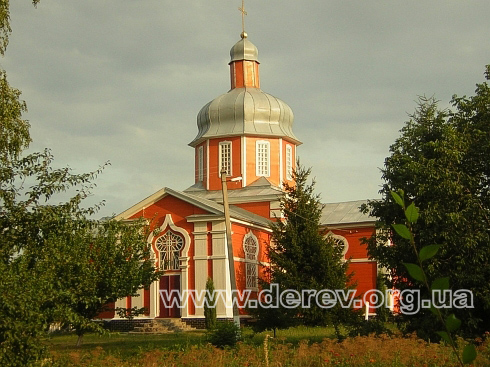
(362, 66), (490, 338)
(252, 164), (353, 335)
(32, 216), (159, 347)
(204, 277), (217, 330)
(0, 0), (160, 361)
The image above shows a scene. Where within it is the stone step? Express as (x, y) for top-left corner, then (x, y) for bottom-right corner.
(129, 318), (196, 334)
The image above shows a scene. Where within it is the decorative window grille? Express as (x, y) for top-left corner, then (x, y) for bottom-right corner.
(219, 141), (232, 176)
(243, 232), (259, 289)
(326, 232), (349, 260)
(198, 146), (204, 182)
(286, 145), (293, 180)
(256, 140), (270, 177)
(155, 231), (184, 270)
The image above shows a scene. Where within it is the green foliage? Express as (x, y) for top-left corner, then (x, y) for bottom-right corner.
(348, 318), (392, 337)
(0, 70), (30, 164)
(389, 195), (476, 366)
(207, 321), (241, 349)
(362, 67), (490, 338)
(204, 277), (217, 330)
(251, 164), (354, 334)
(1, 0), (160, 361)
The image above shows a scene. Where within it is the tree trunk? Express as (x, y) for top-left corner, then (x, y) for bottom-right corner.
(76, 333), (84, 348)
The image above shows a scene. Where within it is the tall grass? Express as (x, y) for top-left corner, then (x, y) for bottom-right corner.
(43, 328), (490, 367)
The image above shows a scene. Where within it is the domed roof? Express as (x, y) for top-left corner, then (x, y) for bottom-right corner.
(189, 37), (301, 147)
(189, 88), (300, 147)
(230, 36), (259, 62)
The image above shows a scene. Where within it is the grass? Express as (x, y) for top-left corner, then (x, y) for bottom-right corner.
(45, 330), (207, 358)
(42, 327), (490, 367)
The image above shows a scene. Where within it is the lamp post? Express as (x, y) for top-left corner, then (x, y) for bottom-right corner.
(220, 169), (242, 328)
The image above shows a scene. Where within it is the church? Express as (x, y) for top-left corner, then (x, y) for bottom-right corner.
(100, 29), (378, 329)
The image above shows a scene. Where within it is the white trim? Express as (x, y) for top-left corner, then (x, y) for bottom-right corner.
(241, 136), (247, 186)
(243, 231), (259, 289)
(325, 231), (349, 260)
(206, 139), (210, 189)
(279, 138), (283, 185)
(350, 258), (377, 263)
(255, 140), (270, 177)
(219, 141), (232, 176)
(147, 214), (191, 318)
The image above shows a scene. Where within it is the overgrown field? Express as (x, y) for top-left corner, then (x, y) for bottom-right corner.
(42, 327), (490, 367)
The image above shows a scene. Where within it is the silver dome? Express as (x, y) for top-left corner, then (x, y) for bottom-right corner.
(230, 37), (259, 62)
(189, 87), (301, 147)
(189, 37), (301, 147)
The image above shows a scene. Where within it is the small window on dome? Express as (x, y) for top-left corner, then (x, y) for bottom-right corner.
(198, 146), (204, 182)
(256, 140), (270, 177)
(286, 145), (293, 180)
(219, 141), (232, 176)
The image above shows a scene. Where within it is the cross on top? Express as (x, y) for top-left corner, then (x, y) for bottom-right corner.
(238, 0), (247, 38)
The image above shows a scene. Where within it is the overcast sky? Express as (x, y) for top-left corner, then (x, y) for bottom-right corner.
(3, 0), (489, 218)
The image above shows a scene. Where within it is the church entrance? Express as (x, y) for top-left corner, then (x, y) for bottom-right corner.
(158, 275), (181, 318)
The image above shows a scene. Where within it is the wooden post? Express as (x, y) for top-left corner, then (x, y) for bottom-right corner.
(221, 169), (241, 328)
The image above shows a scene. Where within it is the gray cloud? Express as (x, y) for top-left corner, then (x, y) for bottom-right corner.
(3, 0), (489, 217)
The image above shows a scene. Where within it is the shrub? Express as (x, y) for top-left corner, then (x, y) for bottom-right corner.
(207, 321), (240, 348)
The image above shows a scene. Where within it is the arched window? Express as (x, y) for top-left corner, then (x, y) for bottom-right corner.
(243, 232), (259, 289)
(155, 230), (184, 270)
(325, 232), (349, 260)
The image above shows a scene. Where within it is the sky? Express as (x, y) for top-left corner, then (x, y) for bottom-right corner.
(3, 0), (489, 218)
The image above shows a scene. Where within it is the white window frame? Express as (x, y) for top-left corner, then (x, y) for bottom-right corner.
(243, 231), (259, 290)
(325, 231), (349, 261)
(256, 140), (270, 177)
(286, 144), (293, 180)
(219, 141), (232, 176)
(198, 146), (204, 182)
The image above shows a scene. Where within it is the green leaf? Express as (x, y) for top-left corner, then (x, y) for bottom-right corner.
(392, 224), (411, 240)
(390, 191), (405, 208)
(419, 245), (441, 262)
(429, 303), (438, 316)
(462, 343), (477, 364)
(404, 202), (419, 224)
(436, 331), (451, 344)
(431, 277), (450, 291)
(445, 314), (461, 332)
(402, 262), (425, 282)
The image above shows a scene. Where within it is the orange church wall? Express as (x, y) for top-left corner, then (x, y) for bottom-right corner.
(234, 201), (271, 219)
(96, 302), (115, 319)
(229, 223), (270, 311)
(128, 195), (209, 317)
(207, 137), (242, 191)
(329, 227), (374, 260)
(245, 137), (281, 187)
(129, 195), (206, 231)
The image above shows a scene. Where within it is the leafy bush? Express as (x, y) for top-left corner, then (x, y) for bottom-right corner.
(348, 318), (393, 337)
(207, 321), (240, 348)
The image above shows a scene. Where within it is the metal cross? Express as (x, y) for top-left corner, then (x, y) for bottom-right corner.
(238, 0), (247, 35)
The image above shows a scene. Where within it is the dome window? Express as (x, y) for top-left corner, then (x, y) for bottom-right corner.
(256, 140), (270, 177)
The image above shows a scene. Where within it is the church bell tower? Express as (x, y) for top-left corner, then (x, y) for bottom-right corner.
(189, 31), (302, 192)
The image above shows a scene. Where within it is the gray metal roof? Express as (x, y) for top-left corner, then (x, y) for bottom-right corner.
(320, 200), (374, 226)
(165, 188), (271, 228)
(230, 37), (258, 62)
(184, 177), (283, 204)
(189, 36), (301, 147)
(189, 87), (300, 147)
